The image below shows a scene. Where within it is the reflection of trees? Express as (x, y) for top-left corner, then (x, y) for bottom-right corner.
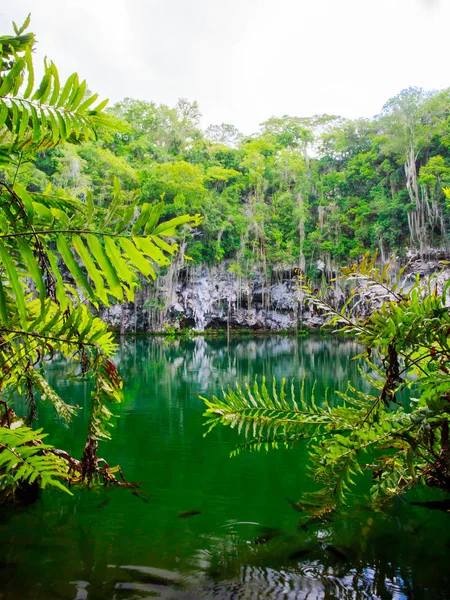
(5, 336), (447, 599)
(114, 335), (367, 399)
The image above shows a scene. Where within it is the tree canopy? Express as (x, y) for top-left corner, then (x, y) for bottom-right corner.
(19, 86), (450, 279)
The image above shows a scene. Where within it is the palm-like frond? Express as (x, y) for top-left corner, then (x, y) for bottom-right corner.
(203, 375), (423, 515)
(204, 258), (450, 515)
(0, 425), (71, 502)
(1, 16), (115, 154)
(203, 377), (330, 438)
(0, 18), (202, 491)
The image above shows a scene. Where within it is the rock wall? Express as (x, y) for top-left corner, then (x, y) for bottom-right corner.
(101, 257), (450, 333)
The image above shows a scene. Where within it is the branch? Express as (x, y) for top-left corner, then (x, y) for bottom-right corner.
(0, 328), (98, 348)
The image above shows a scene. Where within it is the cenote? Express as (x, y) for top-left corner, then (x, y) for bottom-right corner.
(1, 336), (449, 599)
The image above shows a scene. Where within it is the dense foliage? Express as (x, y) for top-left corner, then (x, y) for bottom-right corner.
(20, 86), (450, 279)
(203, 256), (450, 515)
(1, 15), (448, 510)
(0, 18), (199, 502)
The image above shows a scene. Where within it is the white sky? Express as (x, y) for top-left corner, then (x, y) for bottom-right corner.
(1, 0), (449, 135)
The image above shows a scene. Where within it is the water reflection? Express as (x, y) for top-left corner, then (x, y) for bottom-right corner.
(1, 336), (449, 600)
(114, 335), (369, 398)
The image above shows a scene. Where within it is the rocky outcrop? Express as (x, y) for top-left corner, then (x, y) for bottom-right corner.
(101, 257), (450, 334)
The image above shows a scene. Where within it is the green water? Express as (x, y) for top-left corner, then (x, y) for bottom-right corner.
(1, 336), (449, 599)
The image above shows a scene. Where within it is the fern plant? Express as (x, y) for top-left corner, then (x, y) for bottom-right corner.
(0, 16), (201, 501)
(0, 426), (70, 501)
(203, 255), (450, 516)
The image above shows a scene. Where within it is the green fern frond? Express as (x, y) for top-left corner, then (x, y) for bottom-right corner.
(0, 177), (202, 310)
(26, 370), (78, 422)
(0, 426), (71, 497)
(0, 18), (202, 489)
(0, 27), (115, 153)
(202, 377), (335, 443)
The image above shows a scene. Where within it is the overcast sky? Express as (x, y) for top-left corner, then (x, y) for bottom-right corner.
(1, 0), (449, 134)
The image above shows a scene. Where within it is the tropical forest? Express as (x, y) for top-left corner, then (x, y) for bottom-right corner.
(1, 6), (449, 600)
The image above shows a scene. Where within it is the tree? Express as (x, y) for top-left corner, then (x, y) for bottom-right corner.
(0, 17), (201, 502)
(203, 255), (450, 517)
(42, 84), (447, 278)
(379, 87), (450, 251)
(205, 123), (243, 148)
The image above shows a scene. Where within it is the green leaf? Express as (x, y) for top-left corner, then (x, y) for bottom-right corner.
(0, 277), (10, 326)
(32, 63), (51, 102)
(29, 103), (41, 143)
(84, 189), (95, 226)
(39, 62), (54, 105)
(56, 72), (77, 108)
(135, 237), (170, 266)
(39, 107), (48, 138)
(48, 62), (61, 106)
(66, 75), (80, 109)
(69, 79), (86, 111)
(23, 44), (34, 99)
(85, 234), (123, 301)
(17, 13), (31, 35)
(144, 202), (164, 235)
(0, 102), (8, 128)
(17, 238), (45, 311)
(55, 109), (68, 140)
(72, 234), (109, 305)
(17, 106), (29, 138)
(92, 98), (109, 112)
(103, 237), (134, 289)
(50, 207), (69, 228)
(119, 237), (155, 279)
(0, 58), (25, 96)
(13, 182), (34, 221)
(0, 426), (71, 495)
(131, 203), (153, 235)
(47, 109), (60, 145)
(56, 234), (96, 303)
(153, 214), (200, 236)
(0, 240), (26, 326)
(151, 234), (178, 255)
(77, 93), (99, 114)
(10, 99), (20, 132)
(114, 206), (135, 234)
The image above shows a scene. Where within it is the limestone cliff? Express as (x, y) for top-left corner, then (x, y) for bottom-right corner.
(101, 255), (450, 333)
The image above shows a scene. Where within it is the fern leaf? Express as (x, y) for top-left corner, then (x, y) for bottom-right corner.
(0, 426), (71, 495)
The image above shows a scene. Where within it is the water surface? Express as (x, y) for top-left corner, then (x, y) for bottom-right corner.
(1, 336), (449, 599)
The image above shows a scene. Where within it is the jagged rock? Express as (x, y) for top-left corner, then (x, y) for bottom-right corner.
(100, 259), (450, 333)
